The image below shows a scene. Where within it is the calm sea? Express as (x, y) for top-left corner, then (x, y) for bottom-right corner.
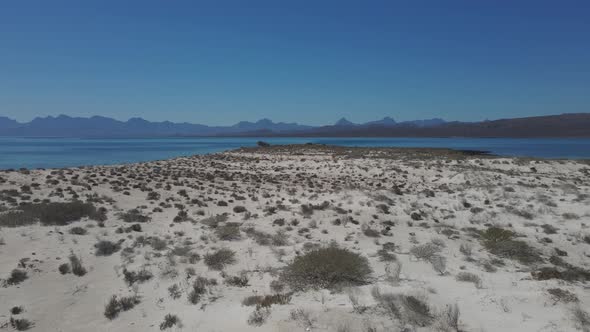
(1, 137), (589, 169)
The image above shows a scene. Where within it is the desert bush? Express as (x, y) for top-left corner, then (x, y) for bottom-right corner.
(281, 246), (371, 290)
(242, 293), (292, 307)
(0, 211), (36, 227)
(377, 249), (397, 262)
(531, 265), (590, 282)
(200, 214), (228, 228)
(118, 295), (140, 311)
(69, 226), (87, 235)
(168, 284), (182, 299)
(216, 223), (241, 241)
(541, 224), (558, 234)
(572, 306), (590, 332)
(436, 303), (460, 332)
(150, 237), (167, 251)
(225, 273), (249, 287)
(160, 314), (180, 330)
(123, 268), (153, 285)
(244, 227), (271, 245)
(480, 227), (542, 265)
(188, 277), (215, 304)
(119, 209), (150, 223)
(290, 308), (316, 329)
(456, 272), (482, 288)
(270, 279), (286, 293)
(410, 242), (439, 261)
(547, 288), (578, 304)
(24, 201), (101, 225)
(58, 263), (70, 274)
(10, 306), (23, 315)
(233, 206), (247, 213)
(9, 317), (33, 331)
(69, 252), (87, 276)
(147, 191), (160, 200)
(248, 306), (271, 326)
(104, 295), (141, 320)
(5, 269), (28, 286)
(300, 204), (314, 217)
(362, 223), (380, 237)
(372, 291), (433, 327)
(104, 295), (120, 320)
(430, 255), (447, 275)
(459, 243), (472, 257)
(385, 261), (402, 285)
(272, 230), (289, 246)
(204, 248), (236, 270)
(480, 227), (514, 243)
(95, 240), (121, 256)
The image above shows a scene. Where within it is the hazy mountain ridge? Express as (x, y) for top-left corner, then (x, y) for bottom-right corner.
(0, 113), (588, 137)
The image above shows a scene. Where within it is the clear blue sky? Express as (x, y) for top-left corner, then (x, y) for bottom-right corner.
(1, 0), (589, 125)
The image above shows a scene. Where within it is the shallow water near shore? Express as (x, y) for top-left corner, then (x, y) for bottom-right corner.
(1, 136), (589, 169)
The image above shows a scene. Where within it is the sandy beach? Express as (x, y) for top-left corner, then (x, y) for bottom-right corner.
(1, 144), (589, 332)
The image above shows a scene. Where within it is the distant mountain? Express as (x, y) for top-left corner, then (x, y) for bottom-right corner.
(0, 116), (19, 129)
(0, 113), (588, 137)
(263, 113), (590, 138)
(0, 114), (313, 137)
(365, 117), (397, 126)
(334, 118), (356, 126)
(231, 119), (313, 132)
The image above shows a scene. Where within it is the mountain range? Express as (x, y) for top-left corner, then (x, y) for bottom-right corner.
(0, 113), (588, 137)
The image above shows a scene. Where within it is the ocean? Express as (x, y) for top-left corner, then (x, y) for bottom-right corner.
(1, 137), (589, 169)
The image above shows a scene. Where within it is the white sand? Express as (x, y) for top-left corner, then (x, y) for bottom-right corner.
(1, 145), (589, 331)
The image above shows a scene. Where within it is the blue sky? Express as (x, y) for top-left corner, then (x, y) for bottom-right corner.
(1, 0), (589, 125)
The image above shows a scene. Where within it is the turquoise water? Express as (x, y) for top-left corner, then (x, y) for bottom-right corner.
(1, 137), (589, 169)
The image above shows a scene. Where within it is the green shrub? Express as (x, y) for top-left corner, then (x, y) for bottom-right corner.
(5, 269), (28, 286)
(242, 293), (292, 307)
(480, 227), (542, 265)
(204, 248), (236, 270)
(0, 211), (36, 227)
(118, 209), (150, 223)
(160, 314), (180, 330)
(58, 263), (70, 274)
(69, 226), (87, 235)
(188, 277), (215, 304)
(95, 240), (121, 256)
(24, 201), (101, 225)
(1, 201), (101, 227)
(225, 274), (249, 287)
(104, 295), (140, 320)
(9, 317), (33, 331)
(215, 223), (241, 241)
(456, 272), (482, 288)
(123, 268), (153, 285)
(281, 246), (371, 290)
(69, 253), (87, 276)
